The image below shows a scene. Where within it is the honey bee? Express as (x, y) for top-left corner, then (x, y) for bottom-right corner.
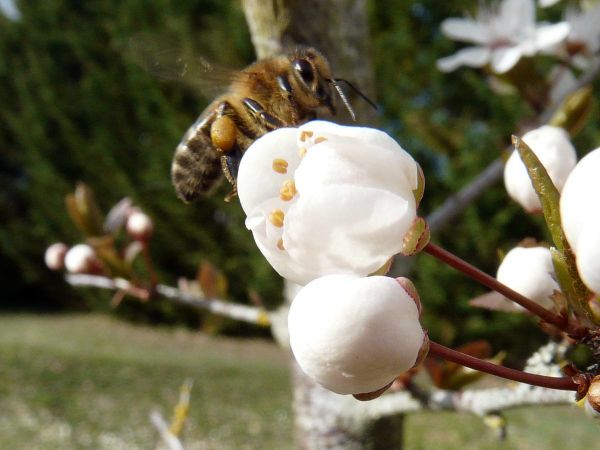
(129, 39), (375, 202)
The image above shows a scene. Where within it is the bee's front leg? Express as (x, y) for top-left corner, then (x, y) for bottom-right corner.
(242, 98), (287, 131)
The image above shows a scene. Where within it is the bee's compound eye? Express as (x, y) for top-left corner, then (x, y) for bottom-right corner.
(293, 59), (314, 85)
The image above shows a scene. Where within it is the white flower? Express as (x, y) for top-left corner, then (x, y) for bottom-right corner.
(539, 0), (561, 7)
(126, 209), (154, 240)
(288, 275), (426, 396)
(64, 244), (98, 274)
(44, 243), (68, 271)
(496, 246), (559, 308)
(564, 5), (600, 58)
(560, 148), (600, 295)
(0, 0), (21, 21)
(437, 0), (570, 73)
(237, 121), (421, 286)
(504, 125), (577, 213)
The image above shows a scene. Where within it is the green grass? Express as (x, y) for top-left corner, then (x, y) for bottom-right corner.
(0, 314), (292, 450)
(0, 314), (597, 449)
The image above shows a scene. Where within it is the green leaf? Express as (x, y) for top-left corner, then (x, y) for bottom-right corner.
(513, 136), (595, 324)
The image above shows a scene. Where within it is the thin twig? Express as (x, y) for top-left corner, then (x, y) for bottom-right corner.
(65, 274), (271, 326)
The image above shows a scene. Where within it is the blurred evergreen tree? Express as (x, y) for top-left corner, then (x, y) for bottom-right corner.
(0, 0), (282, 326)
(1, 0), (598, 353)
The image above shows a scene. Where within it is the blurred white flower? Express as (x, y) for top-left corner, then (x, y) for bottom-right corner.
(44, 243), (69, 271)
(0, 0), (21, 21)
(539, 0), (561, 7)
(237, 121), (421, 286)
(504, 125), (576, 213)
(496, 246), (559, 308)
(126, 209), (154, 240)
(288, 275), (426, 396)
(64, 244), (98, 274)
(560, 148), (600, 295)
(564, 5), (600, 63)
(437, 0), (570, 73)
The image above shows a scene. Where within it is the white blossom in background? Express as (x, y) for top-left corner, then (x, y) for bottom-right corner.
(504, 125), (576, 213)
(44, 243), (69, 271)
(126, 209), (154, 240)
(437, 0), (570, 73)
(496, 246), (559, 308)
(0, 0), (21, 21)
(563, 5), (600, 66)
(237, 121), (421, 286)
(539, 0), (561, 7)
(288, 275), (426, 396)
(64, 244), (98, 274)
(560, 148), (600, 295)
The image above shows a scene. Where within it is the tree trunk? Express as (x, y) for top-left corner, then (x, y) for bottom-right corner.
(240, 2), (405, 448)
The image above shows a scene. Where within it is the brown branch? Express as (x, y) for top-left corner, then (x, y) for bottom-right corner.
(423, 242), (589, 337)
(428, 341), (578, 391)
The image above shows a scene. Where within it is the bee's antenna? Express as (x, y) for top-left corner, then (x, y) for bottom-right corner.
(333, 78), (379, 113)
(328, 79), (357, 121)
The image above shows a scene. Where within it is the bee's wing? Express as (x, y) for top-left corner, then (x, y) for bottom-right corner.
(127, 34), (249, 95)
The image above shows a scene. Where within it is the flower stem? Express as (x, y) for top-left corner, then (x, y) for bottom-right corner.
(428, 341), (577, 391)
(423, 242), (587, 337)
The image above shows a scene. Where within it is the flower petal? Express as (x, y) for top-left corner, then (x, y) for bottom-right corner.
(283, 185), (416, 285)
(237, 128), (300, 216)
(437, 47), (490, 72)
(560, 148), (600, 251)
(574, 223), (600, 295)
(491, 46), (524, 73)
(534, 22), (571, 50)
(294, 141), (417, 199)
(440, 18), (491, 44)
(289, 275), (424, 395)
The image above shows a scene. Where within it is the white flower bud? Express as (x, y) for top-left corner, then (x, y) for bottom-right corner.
(44, 243), (68, 271)
(237, 121), (420, 285)
(64, 244), (98, 274)
(560, 148), (600, 295)
(496, 246), (558, 308)
(126, 210), (154, 240)
(288, 275), (426, 396)
(504, 126), (576, 213)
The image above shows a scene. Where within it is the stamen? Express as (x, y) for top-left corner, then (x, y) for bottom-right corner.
(272, 158), (288, 174)
(279, 180), (297, 201)
(268, 209), (285, 228)
(314, 136), (327, 144)
(299, 130), (314, 142)
(298, 146), (307, 157)
(276, 238), (285, 250)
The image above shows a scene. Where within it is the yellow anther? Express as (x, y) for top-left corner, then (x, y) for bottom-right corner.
(268, 209), (285, 228)
(299, 130), (314, 142)
(298, 146), (307, 157)
(276, 238), (285, 250)
(279, 180), (297, 201)
(272, 158), (288, 174)
(314, 136), (328, 144)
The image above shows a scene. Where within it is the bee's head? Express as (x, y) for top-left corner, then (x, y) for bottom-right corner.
(288, 47), (336, 116)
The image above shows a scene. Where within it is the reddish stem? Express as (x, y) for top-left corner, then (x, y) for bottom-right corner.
(424, 242), (586, 337)
(428, 341), (577, 391)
